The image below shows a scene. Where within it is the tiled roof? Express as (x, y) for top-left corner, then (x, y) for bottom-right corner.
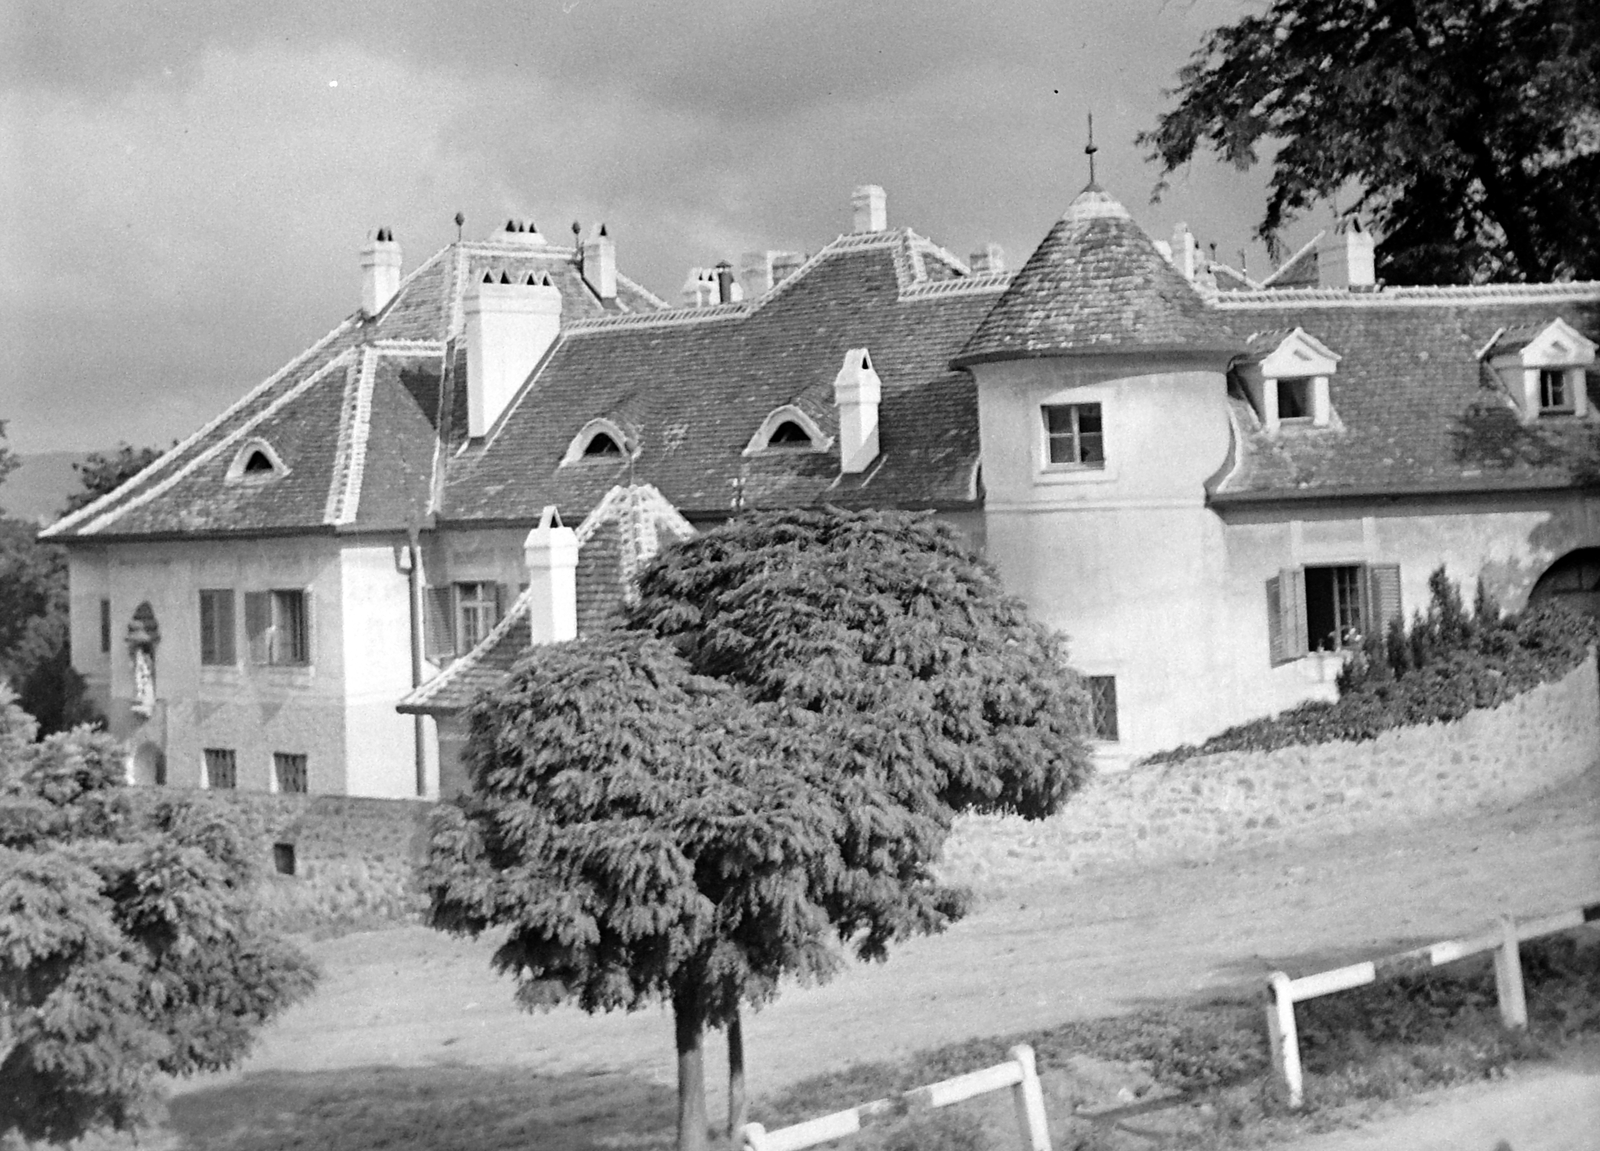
(399, 484), (694, 715)
(438, 228), (1002, 523)
(952, 185), (1240, 366)
(1210, 289), (1600, 502)
(42, 241), (659, 541)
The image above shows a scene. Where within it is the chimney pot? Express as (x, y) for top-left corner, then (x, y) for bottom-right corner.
(969, 242), (1006, 274)
(851, 184), (887, 233)
(582, 223), (617, 300)
(523, 506), (578, 645)
(715, 261), (734, 304)
(834, 346), (883, 473)
(465, 270), (563, 437)
(360, 227), (403, 317)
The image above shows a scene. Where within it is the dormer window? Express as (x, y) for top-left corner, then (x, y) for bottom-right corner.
(561, 418), (632, 465)
(1241, 328), (1340, 433)
(225, 438), (288, 484)
(743, 406), (832, 456)
(1484, 317), (1595, 423)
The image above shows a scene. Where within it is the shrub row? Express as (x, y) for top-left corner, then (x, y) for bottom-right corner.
(1146, 569), (1598, 765)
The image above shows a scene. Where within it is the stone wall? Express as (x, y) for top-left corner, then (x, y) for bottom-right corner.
(226, 793), (436, 931)
(942, 653), (1599, 888)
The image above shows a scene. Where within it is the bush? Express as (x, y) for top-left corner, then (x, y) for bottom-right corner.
(1146, 569), (1597, 764)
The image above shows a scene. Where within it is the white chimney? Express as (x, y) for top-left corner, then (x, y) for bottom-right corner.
(495, 217), (549, 246)
(852, 184), (887, 233)
(582, 223), (616, 300)
(1317, 223), (1376, 289)
(464, 270), (562, 438)
(681, 268), (717, 307)
(360, 227), (402, 317)
(1171, 223), (1201, 283)
(523, 506), (578, 644)
(833, 347), (882, 474)
(969, 243), (1005, 274)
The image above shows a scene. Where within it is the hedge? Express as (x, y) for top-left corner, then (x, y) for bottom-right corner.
(1145, 569), (1598, 765)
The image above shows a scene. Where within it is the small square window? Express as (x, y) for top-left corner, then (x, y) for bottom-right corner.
(1087, 675), (1119, 742)
(1539, 369), (1573, 413)
(273, 752), (308, 794)
(1042, 403), (1105, 467)
(272, 842), (297, 876)
(1277, 378), (1312, 420)
(203, 748), (237, 789)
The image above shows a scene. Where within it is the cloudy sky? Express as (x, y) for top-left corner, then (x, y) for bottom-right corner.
(1, 0), (1320, 456)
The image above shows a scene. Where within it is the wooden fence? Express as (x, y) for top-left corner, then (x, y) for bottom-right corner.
(1266, 897), (1600, 1108)
(740, 1043), (1051, 1151)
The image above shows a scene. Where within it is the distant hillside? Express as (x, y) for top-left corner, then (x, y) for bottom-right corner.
(1, 451), (89, 525)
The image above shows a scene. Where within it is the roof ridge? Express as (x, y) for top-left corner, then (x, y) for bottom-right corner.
(1215, 281), (1600, 307)
(614, 270), (668, 310)
(325, 349), (380, 526)
(76, 349), (359, 536)
(565, 303), (747, 334)
(42, 315), (360, 539)
(901, 270), (1014, 299)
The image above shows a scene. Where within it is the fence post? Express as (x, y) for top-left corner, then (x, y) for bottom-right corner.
(1266, 972), (1304, 1109)
(1007, 1044), (1053, 1151)
(1493, 914), (1528, 1030)
(739, 1121), (768, 1151)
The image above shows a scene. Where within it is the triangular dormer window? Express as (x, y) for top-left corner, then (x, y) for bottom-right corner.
(743, 406), (832, 456)
(1238, 328), (1341, 433)
(561, 419), (632, 465)
(225, 438), (289, 484)
(1483, 317), (1595, 423)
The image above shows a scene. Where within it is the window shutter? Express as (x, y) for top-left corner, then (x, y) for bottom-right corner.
(244, 592), (271, 664)
(217, 591), (237, 664)
(1268, 568), (1308, 665)
(423, 586), (455, 660)
(495, 582), (508, 626)
(297, 588), (313, 665)
(1366, 564), (1402, 634)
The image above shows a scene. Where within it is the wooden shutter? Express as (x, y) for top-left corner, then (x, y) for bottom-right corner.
(295, 589), (312, 665)
(1267, 568), (1308, 665)
(244, 592), (271, 664)
(219, 591), (237, 664)
(494, 582), (509, 627)
(423, 586), (455, 660)
(1366, 564), (1402, 634)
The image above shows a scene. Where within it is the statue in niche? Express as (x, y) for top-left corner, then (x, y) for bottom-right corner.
(126, 601), (160, 718)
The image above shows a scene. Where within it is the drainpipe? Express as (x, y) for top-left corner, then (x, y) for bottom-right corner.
(406, 526), (426, 797)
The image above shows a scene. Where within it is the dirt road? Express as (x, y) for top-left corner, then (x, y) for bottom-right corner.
(178, 764), (1600, 1124)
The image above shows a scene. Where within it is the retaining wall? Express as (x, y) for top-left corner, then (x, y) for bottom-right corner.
(943, 653), (1600, 887)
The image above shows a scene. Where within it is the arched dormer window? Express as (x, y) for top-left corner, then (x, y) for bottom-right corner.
(225, 438), (289, 484)
(743, 405), (832, 455)
(561, 418), (633, 465)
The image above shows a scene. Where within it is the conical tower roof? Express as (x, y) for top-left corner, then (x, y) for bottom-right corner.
(952, 185), (1239, 367)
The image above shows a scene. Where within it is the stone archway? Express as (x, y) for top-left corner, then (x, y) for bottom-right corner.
(129, 740), (166, 786)
(1529, 548), (1600, 622)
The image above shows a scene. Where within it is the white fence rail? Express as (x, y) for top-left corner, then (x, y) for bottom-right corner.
(740, 1043), (1051, 1151)
(1267, 897), (1600, 1108)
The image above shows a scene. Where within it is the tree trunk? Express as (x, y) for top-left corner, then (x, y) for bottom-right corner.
(673, 986), (710, 1151)
(727, 1008), (748, 1141)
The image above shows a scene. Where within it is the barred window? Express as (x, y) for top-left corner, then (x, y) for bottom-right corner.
(273, 752), (308, 794)
(203, 748), (237, 789)
(1087, 676), (1119, 742)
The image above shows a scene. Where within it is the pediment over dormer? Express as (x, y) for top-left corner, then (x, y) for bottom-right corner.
(1485, 318), (1595, 422)
(1258, 327), (1341, 379)
(1485, 317), (1596, 369)
(1236, 328), (1341, 432)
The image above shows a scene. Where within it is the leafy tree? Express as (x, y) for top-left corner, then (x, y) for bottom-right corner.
(0, 421), (17, 503)
(427, 509), (1093, 1150)
(1142, 0), (1600, 284)
(0, 688), (319, 1144)
(62, 442), (166, 517)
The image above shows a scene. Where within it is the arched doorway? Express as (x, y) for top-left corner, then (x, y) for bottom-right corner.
(1529, 548), (1600, 621)
(129, 740), (166, 786)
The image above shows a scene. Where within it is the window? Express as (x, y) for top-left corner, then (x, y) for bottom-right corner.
(1086, 676), (1119, 742)
(583, 432), (623, 457)
(225, 438), (288, 483)
(245, 590), (310, 666)
(203, 748), (237, 789)
(1276, 378), (1312, 420)
(99, 598), (111, 654)
(1267, 563), (1401, 664)
(767, 420), (813, 447)
(1539, 369), (1573, 413)
(273, 842), (297, 875)
(199, 589), (236, 666)
(563, 419), (632, 465)
(455, 581), (501, 650)
(1042, 404), (1104, 467)
(273, 752), (308, 794)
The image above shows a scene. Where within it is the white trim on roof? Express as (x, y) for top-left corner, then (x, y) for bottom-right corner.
(325, 350), (378, 525)
(1215, 282), (1600, 308)
(74, 350), (359, 536)
(41, 316), (360, 539)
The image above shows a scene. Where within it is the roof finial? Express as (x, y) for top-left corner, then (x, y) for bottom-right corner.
(1085, 111), (1099, 189)
(454, 211), (464, 242)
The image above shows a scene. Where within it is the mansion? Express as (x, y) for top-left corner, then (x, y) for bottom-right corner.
(43, 181), (1600, 797)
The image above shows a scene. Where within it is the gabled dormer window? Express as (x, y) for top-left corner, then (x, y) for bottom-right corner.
(225, 438), (288, 484)
(1241, 328), (1340, 433)
(561, 418), (632, 465)
(743, 406), (832, 455)
(1484, 317), (1595, 422)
